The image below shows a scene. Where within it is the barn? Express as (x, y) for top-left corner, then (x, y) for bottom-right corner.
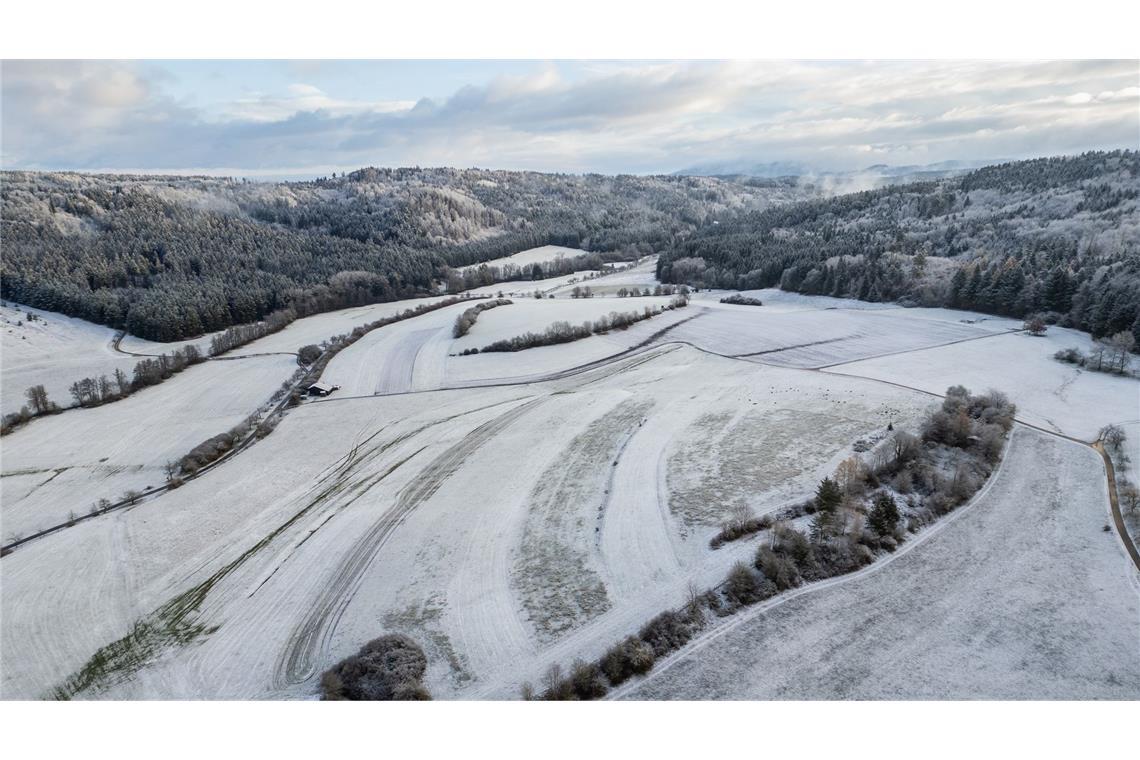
(307, 382), (339, 397)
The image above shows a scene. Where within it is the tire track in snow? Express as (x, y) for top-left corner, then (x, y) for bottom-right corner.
(275, 396), (547, 686)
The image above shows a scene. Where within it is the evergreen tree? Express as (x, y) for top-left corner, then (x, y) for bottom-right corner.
(869, 493), (900, 536)
(815, 477), (842, 512)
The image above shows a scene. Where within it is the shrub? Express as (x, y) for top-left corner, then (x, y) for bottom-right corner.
(599, 636), (656, 685)
(709, 513), (773, 548)
(755, 546), (800, 590)
(639, 608), (703, 658)
(1054, 347), (1086, 366)
(452, 298), (512, 338)
(568, 659), (608, 700)
(298, 344), (322, 365)
(320, 633), (431, 701)
(723, 562), (775, 608)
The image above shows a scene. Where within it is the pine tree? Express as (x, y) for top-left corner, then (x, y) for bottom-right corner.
(815, 477), (842, 512)
(869, 493), (900, 536)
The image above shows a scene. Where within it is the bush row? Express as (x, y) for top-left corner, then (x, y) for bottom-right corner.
(452, 298), (512, 338)
(2, 343), (207, 436)
(209, 308), (296, 355)
(470, 295), (689, 355)
(719, 293), (764, 306)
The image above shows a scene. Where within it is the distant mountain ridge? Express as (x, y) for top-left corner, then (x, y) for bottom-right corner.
(673, 158), (1003, 181)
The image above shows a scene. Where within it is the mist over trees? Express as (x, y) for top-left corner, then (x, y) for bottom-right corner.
(657, 151), (1140, 346)
(0, 168), (800, 341)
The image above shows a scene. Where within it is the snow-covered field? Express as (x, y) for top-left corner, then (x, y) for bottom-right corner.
(1, 303), (135, 416)
(2, 271), (1137, 701)
(0, 346), (937, 699)
(617, 426), (1140, 699)
(1, 353), (298, 539)
(461, 244), (589, 272)
(828, 325), (1139, 441)
(668, 295), (1021, 368)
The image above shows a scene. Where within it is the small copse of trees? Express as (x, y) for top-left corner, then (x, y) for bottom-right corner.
(719, 294), (764, 306)
(321, 634), (431, 700)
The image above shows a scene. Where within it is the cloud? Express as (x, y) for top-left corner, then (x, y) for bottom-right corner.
(2, 59), (1137, 174)
(220, 83), (415, 122)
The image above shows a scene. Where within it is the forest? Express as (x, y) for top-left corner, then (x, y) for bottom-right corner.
(4, 153), (1138, 345)
(657, 150), (1140, 343)
(0, 168), (800, 340)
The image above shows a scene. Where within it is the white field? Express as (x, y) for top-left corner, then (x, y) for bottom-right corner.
(460, 244), (590, 272)
(1, 354), (298, 538)
(548, 257), (661, 297)
(320, 295), (691, 396)
(670, 293), (1021, 368)
(617, 426), (1140, 699)
(1, 303), (135, 415)
(828, 325), (1140, 441)
(0, 346), (939, 699)
(2, 269), (1137, 701)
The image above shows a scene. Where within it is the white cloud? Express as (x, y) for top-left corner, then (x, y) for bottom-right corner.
(220, 83), (415, 122)
(2, 59), (1136, 174)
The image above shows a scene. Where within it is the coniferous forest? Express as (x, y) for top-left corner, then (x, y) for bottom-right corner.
(657, 150), (1140, 343)
(3, 152), (1138, 345)
(0, 169), (801, 341)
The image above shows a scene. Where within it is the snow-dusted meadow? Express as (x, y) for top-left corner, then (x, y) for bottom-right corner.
(617, 427), (1140, 699)
(1, 249), (1137, 700)
(460, 244), (589, 273)
(1, 303), (135, 416)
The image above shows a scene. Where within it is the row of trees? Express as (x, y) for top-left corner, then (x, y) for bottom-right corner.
(1053, 331), (1137, 375)
(470, 297), (689, 354)
(452, 298), (512, 338)
(2, 344), (207, 435)
(209, 309), (295, 355)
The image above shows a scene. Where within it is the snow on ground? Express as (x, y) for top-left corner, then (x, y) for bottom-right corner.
(227, 297), (453, 357)
(114, 332), (217, 357)
(0, 345), (938, 699)
(0, 353), (298, 539)
(618, 426), (1140, 699)
(547, 257), (661, 296)
(320, 295), (689, 396)
(2, 274), (1136, 702)
(460, 245), (589, 272)
(449, 296), (676, 354)
(662, 299), (1019, 368)
(465, 270), (602, 298)
(1, 303), (134, 415)
(828, 326), (1140, 441)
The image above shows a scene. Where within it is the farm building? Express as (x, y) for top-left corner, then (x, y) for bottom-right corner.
(307, 382), (339, 397)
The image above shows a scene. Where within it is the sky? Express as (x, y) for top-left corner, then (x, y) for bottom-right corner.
(1, 59), (1137, 177)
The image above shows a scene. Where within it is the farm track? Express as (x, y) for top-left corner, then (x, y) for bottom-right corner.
(1094, 441), (1140, 572)
(275, 396), (547, 686)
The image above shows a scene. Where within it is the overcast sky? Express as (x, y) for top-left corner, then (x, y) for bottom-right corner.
(2, 59), (1137, 177)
